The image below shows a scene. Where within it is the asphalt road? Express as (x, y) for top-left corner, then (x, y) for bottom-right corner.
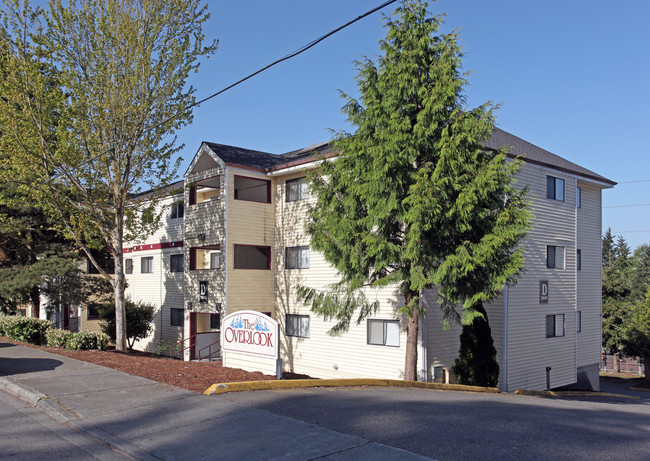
(0, 390), (129, 461)
(223, 385), (650, 461)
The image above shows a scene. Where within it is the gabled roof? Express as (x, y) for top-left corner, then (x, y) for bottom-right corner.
(485, 128), (615, 186)
(197, 128), (614, 187)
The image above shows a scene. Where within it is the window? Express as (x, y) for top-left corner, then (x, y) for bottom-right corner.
(170, 254), (184, 273)
(546, 314), (565, 338)
(125, 259), (133, 274)
(171, 308), (184, 327)
(576, 249), (582, 271)
(234, 175), (271, 203)
(286, 314), (310, 338)
(546, 176), (565, 201)
(234, 245), (271, 270)
(189, 245), (221, 270)
(141, 257), (154, 273)
(286, 177), (309, 202)
(577, 311), (582, 333)
(576, 187), (582, 208)
(367, 319), (400, 347)
(170, 201), (184, 219)
(546, 245), (565, 269)
(210, 313), (221, 330)
(189, 176), (221, 205)
(285, 246), (310, 269)
(87, 306), (99, 320)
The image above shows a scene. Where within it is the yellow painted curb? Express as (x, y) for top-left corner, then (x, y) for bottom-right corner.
(629, 385), (650, 392)
(204, 378), (499, 395)
(514, 389), (641, 400)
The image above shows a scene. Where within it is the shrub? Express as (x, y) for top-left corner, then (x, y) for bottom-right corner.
(66, 331), (109, 350)
(0, 315), (53, 344)
(100, 299), (156, 349)
(45, 328), (73, 348)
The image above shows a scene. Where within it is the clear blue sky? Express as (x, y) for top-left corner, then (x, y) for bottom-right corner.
(173, 0), (650, 250)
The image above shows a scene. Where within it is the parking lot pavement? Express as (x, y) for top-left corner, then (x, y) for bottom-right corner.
(222, 385), (650, 461)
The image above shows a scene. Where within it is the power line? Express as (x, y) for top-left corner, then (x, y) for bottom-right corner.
(612, 229), (650, 233)
(616, 179), (650, 184)
(49, 0), (400, 178)
(604, 203), (650, 208)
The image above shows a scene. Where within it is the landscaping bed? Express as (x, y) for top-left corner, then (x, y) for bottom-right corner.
(1, 336), (275, 393)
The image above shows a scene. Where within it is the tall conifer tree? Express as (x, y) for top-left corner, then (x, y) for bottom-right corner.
(300, 0), (529, 381)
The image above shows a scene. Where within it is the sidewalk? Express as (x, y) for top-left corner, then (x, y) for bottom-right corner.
(0, 341), (430, 460)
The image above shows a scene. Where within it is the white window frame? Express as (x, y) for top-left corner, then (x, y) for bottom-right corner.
(286, 177), (309, 202)
(286, 314), (310, 338)
(141, 256), (154, 274)
(367, 319), (400, 347)
(170, 254), (184, 273)
(125, 258), (133, 274)
(546, 314), (565, 338)
(546, 245), (565, 269)
(546, 176), (565, 201)
(285, 246), (310, 269)
(170, 200), (184, 219)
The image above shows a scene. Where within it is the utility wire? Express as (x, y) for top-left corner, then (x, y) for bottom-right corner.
(616, 179), (650, 184)
(604, 203), (650, 208)
(51, 0), (399, 178)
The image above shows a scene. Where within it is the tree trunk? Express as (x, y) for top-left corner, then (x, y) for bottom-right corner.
(29, 285), (40, 318)
(404, 291), (419, 381)
(112, 227), (127, 351)
(614, 352), (620, 373)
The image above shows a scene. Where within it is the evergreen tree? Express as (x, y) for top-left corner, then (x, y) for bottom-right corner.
(299, 0), (529, 381)
(452, 302), (499, 386)
(620, 287), (650, 383)
(602, 230), (633, 368)
(631, 244), (650, 303)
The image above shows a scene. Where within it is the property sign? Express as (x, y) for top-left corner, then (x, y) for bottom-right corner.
(539, 280), (549, 304)
(221, 311), (278, 359)
(199, 281), (208, 303)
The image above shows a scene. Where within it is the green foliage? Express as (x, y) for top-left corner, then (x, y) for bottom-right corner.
(0, 315), (53, 344)
(631, 244), (650, 303)
(296, 285), (379, 335)
(452, 302), (499, 387)
(602, 229), (634, 355)
(66, 330), (109, 351)
(619, 288), (650, 381)
(0, 0), (217, 350)
(99, 299), (156, 349)
(299, 0), (528, 380)
(45, 328), (73, 348)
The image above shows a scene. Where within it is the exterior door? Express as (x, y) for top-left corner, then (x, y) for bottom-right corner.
(189, 312), (197, 360)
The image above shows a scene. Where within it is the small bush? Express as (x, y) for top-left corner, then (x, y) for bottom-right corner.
(0, 315), (53, 344)
(45, 328), (73, 348)
(66, 331), (109, 350)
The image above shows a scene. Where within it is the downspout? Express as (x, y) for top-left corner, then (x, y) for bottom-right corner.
(503, 284), (509, 392)
(574, 178), (579, 384)
(420, 304), (427, 382)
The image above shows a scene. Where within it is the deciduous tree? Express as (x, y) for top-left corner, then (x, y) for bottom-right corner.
(299, 0), (529, 382)
(0, 0), (217, 349)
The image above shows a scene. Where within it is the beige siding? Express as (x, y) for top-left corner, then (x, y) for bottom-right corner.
(505, 162), (578, 390)
(184, 162), (225, 315)
(274, 171), (409, 380)
(225, 167), (275, 314)
(576, 183), (602, 368)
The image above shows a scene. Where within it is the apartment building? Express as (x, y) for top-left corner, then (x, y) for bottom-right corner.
(124, 129), (614, 391)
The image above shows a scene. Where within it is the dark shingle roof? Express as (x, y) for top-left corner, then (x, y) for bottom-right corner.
(485, 128), (615, 186)
(202, 129), (614, 186)
(203, 142), (282, 170)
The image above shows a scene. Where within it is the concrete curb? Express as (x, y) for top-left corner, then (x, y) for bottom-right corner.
(514, 389), (641, 400)
(204, 378), (499, 395)
(0, 376), (47, 407)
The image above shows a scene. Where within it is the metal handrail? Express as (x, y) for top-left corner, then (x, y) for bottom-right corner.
(197, 339), (221, 362)
(169, 335), (196, 359)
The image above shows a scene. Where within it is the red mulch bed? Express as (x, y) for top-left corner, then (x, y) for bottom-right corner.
(1, 337), (278, 393)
